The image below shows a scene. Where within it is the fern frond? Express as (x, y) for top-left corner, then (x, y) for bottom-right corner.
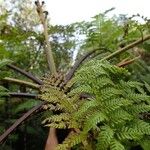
(43, 103), (63, 111)
(127, 93), (150, 104)
(41, 85), (76, 113)
(134, 120), (150, 135)
(110, 139), (125, 150)
(144, 82), (150, 93)
(96, 125), (114, 150)
(83, 111), (108, 132)
(42, 113), (70, 123)
(103, 98), (133, 113)
(69, 84), (94, 95)
(100, 87), (123, 97)
(121, 81), (145, 94)
(56, 132), (87, 150)
(45, 122), (67, 129)
(40, 60), (150, 149)
(74, 99), (98, 119)
(127, 103), (150, 115)
(117, 126), (143, 140)
(110, 109), (133, 124)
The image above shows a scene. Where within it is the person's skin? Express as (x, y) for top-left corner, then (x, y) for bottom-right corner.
(45, 128), (58, 150)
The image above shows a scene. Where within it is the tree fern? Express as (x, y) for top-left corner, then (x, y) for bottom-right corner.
(40, 60), (150, 150)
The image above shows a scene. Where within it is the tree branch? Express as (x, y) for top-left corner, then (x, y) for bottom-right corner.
(116, 56), (140, 67)
(102, 34), (150, 61)
(8, 92), (38, 99)
(7, 64), (43, 85)
(0, 101), (47, 144)
(3, 77), (40, 89)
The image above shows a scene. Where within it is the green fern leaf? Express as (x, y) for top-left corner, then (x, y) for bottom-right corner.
(110, 139), (125, 150)
(144, 82), (150, 93)
(96, 125), (114, 150)
(83, 111), (107, 132)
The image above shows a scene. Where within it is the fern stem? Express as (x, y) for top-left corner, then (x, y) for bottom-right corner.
(3, 77), (40, 89)
(0, 101), (47, 143)
(116, 56), (141, 67)
(7, 64), (43, 85)
(102, 34), (150, 61)
(36, 0), (56, 75)
(8, 92), (38, 98)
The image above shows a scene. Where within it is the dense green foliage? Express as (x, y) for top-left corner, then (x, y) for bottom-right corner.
(41, 60), (150, 150)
